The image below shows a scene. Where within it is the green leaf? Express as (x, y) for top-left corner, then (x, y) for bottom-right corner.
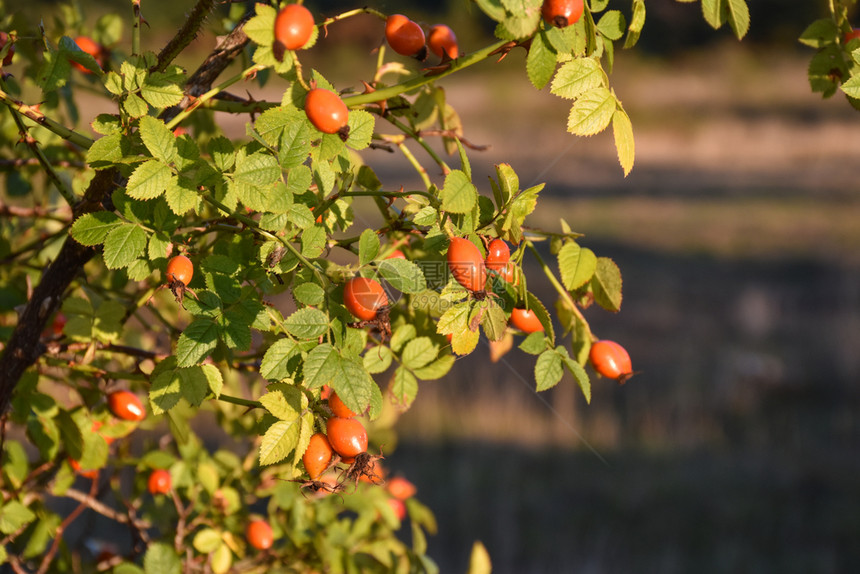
(377, 258), (427, 294)
(468, 541), (493, 574)
(725, 0), (750, 40)
(596, 10), (626, 41)
(519, 331), (547, 355)
(143, 543), (181, 574)
(141, 74), (185, 108)
(127, 159), (173, 200)
(474, 0), (506, 22)
(284, 307), (329, 339)
(441, 170), (478, 214)
(623, 0), (646, 49)
(568, 87), (615, 136)
(525, 292), (555, 345)
(591, 257), (623, 312)
(93, 300), (125, 342)
(437, 302), (479, 356)
(139, 116), (177, 163)
(232, 152), (280, 211)
(535, 349), (564, 391)
(411, 354), (456, 380)
(0, 501), (36, 535)
(260, 382), (304, 421)
(563, 356), (591, 403)
(103, 223), (147, 269)
(612, 108), (635, 176)
(841, 75), (860, 99)
(481, 300), (508, 342)
(799, 19), (838, 49)
(363, 345), (393, 374)
(527, 30), (557, 90)
(494, 163), (519, 206)
(558, 242), (597, 290)
(55, 410), (83, 461)
(260, 338), (301, 381)
(293, 283), (325, 306)
(345, 110), (375, 150)
(260, 418), (303, 466)
(123, 93), (150, 118)
(390, 324), (417, 353)
(175, 318), (219, 367)
(301, 224), (326, 258)
(192, 528), (223, 554)
(86, 132), (129, 169)
(71, 212), (121, 246)
(401, 337), (438, 370)
(150, 358), (183, 414)
(551, 58), (605, 100)
(390, 366), (418, 410)
(165, 177), (200, 216)
(359, 229), (380, 266)
(329, 357), (376, 417)
(701, 0), (724, 30)
(211, 543), (233, 574)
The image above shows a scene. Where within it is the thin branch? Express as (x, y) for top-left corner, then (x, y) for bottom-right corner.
(152, 0), (217, 73)
(63, 488), (152, 529)
(0, 88), (94, 150)
(35, 475), (99, 574)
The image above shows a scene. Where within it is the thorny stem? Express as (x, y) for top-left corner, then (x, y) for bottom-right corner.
(132, 0), (142, 56)
(0, 77), (77, 207)
(152, 0), (217, 73)
(0, 88), (94, 150)
(526, 241), (595, 343)
(319, 7), (386, 30)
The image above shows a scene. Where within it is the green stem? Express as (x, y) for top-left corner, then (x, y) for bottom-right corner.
(166, 64), (267, 130)
(216, 393), (262, 409)
(396, 141), (432, 190)
(200, 194), (326, 284)
(319, 7), (386, 29)
(384, 114), (452, 176)
(343, 39), (509, 108)
(526, 241), (595, 342)
(0, 89), (94, 150)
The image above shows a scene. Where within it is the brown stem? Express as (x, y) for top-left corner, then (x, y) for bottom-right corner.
(0, 169), (117, 417)
(63, 488), (152, 529)
(152, 0), (218, 74)
(35, 475), (99, 574)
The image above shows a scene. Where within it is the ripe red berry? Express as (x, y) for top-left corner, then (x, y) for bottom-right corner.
(428, 24), (458, 59)
(166, 255), (193, 285)
(107, 390), (146, 422)
(0, 32), (15, 67)
(147, 469), (172, 494)
(589, 340), (633, 383)
(328, 391), (357, 419)
(274, 4), (315, 54)
(325, 417), (368, 458)
(510, 308), (544, 334)
(387, 476), (417, 500)
(386, 249), (406, 259)
(71, 36), (104, 74)
(343, 276), (388, 321)
(541, 0), (584, 28)
(845, 28), (860, 43)
(385, 14), (426, 57)
(69, 458), (100, 479)
(246, 519), (274, 550)
(447, 237), (487, 292)
(304, 88), (350, 137)
(302, 432), (333, 479)
(485, 239), (510, 272)
(388, 497), (407, 521)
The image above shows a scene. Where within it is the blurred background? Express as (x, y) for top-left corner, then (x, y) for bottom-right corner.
(19, 0), (860, 572)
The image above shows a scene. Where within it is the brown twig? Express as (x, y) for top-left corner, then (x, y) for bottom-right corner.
(63, 488), (152, 530)
(151, 0), (217, 73)
(0, 169), (117, 416)
(35, 475), (99, 574)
